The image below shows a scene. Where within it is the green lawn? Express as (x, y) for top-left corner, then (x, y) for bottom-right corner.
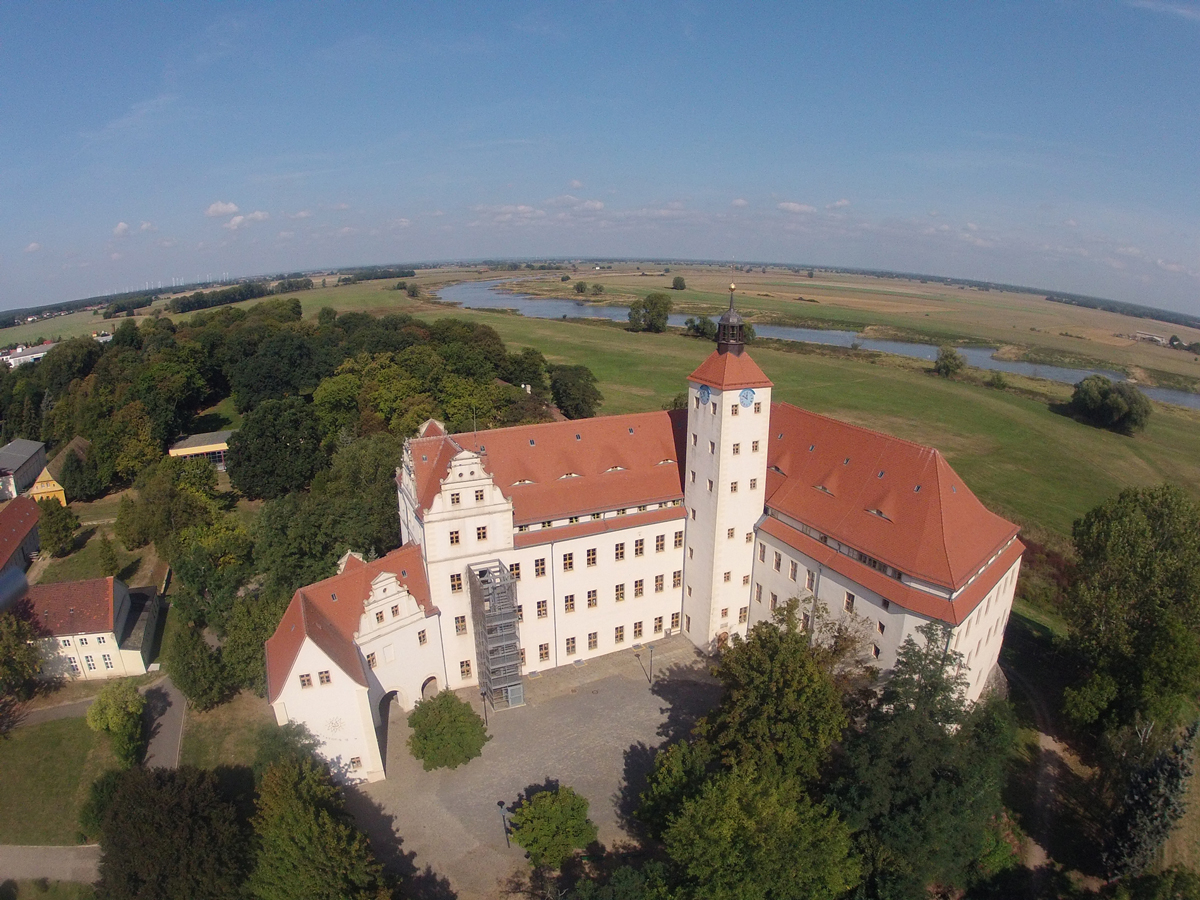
(0, 718), (117, 844)
(37, 525), (147, 586)
(179, 690), (276, 770)
(0, 883), (96, 900)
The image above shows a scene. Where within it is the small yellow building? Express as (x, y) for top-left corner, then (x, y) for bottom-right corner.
(28, 436), (90, 506)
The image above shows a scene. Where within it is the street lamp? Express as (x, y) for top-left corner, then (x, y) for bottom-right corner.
(647, 644), (655, 686)
(480, 689), (488, 727)
(497, 800), (510, 848)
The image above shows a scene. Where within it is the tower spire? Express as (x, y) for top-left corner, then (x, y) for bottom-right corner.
(716, 282), (745, 356)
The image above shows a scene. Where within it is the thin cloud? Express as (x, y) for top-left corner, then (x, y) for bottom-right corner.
(113, 221), (130, 237)
(224, 211), (269, 230)
(290, 210), (313, 219)
(246, 211), (269, 222)
(731, 198), (749, 207)
(778, 202), (816, 214)
(569, 179), (583, 189)
(24, 242), (41, 253)
(826, 199), (850, 209)
(139, 221), (155, 232)
(206, 201), (239, 217)
(1125, 0), (1200, 22)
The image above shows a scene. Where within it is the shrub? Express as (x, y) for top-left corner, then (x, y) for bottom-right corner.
(933, 346), (966, 377)
(672, 276), (686, 290)
(1070, 374), (1152, 434)
(407, 690), (489, 770)
(86, 680), (147, 768)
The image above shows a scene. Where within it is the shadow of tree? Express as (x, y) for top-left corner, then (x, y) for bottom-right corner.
(71, 525), (97, 554)
(647, 661), (721, 744)
(612, 741), (656, 837)
(344, 784), (458, 900)
(141, 683), (174, 760)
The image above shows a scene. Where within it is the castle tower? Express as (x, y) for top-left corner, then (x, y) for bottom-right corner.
(681, 286), (773, 649)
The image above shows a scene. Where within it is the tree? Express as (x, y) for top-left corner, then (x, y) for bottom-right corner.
(510, 785), (598, 869)
(574, 281), (588, 294)
(98, 533), (120, 577)
(249, 756), (392, 900)
(548, 364), (603, 419)
(1071, 374), (1152, 434)
(637, 738), (717, 839)
(684, 316), (717, 341)
(0, 608), (42, 705)
(591, 282), (604, 295)
(97, 766), (249, 900)
(933, 346), (966, 377)
(1104, 867), (1200, 900)
(37, 497), (79, 557)
(165, 624), (229, 710)
(86, 680), (146, 768)
(228, 396), (328, 500)
(1063, 485), (1200, 733)
(663, 768), (859, 900)
(702, 599), (845, 780)
(1103, 723), (1198, 878)
(671, 276), (686, 291)
(407, 689), (489, 770)
(641, 293), (672, 332)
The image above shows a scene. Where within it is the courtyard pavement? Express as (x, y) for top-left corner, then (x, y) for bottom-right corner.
(344, 634), (721, 900)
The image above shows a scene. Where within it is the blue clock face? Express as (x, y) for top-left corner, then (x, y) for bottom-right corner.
(739, 388), (755, 408)
(698, 385), (711, 405)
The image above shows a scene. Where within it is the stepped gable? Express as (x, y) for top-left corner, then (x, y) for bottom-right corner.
(688, 348), (773, 391)
(25, 576), (117, 636)
(265, 544), (432, 703)
(411, 410), (689, 526)
(764, 403), (1018, 590)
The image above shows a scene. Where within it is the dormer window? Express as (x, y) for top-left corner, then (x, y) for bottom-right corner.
(628, 427), (634, 434)
(529, 439), (536, 446)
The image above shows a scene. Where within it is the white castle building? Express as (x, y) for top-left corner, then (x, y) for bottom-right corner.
(266, 299), (1024, 782)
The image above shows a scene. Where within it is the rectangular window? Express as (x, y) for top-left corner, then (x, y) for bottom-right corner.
(455, 615), (467, 635)
(539, 643), (550, 662)
(844, 592), (855, 612)
(68, 657), (80, 675)
(451, 492), (461, 505)
(511, 562), (521, 580)
(299, 672), (312, 688)
(758, 543), (766, 562)
(476, 526), (488, 541)
(615, 542), (625, 560)
(635, 539), (644, 557)
(634, 579), (644, 597)
(806, 570), (816, 591)
(376, 610), (385, 624)
(587, 590), (598, 608)
(655, 574), (664, 593)
(731, 403), (739, 415)
(732, 442), (741, 455)
(319, 670), (332, 685)
(746, 532), (753, 543)
(588, 632), (598, 650)
(694, 396), (700, 409)
(877, 621), (886, 635)
(752, 440), (759, 452)
(461, 660), (472, 679)
(475, 489), (485, 502)
(707, 479), (713, 492)
(79, 638), (88, 645)
(690, 470), (696, 484)
(711, 402), (717, 415)
(450, 573), (463, 592)
(771, 592), (778, 610)
(755, 583), (763, 602)
(391, 604), (399, 617)
(566, 637), (577, 655)
(592, 512), (602, 520)
(727, 527), (735, 539)
(615, 583), (625, 602)
(730, 481), (738, 493)
(519, 648), (526, 666)
(418, 629), (427, 646)
(743, 574), (751, 585)
(563, 553), (574, 571)
(615, 626), (625, 644)
(367, 652), (377, 669)
(535, 558), (547, 577)
(350, 756), (362, 770)
(587, 548), (597, 566)
(654, 616), (663, 633)
(774, 551), (782, 572)
(689, 547), (694, 560)
(724, 571), (732, 583)
(102, 654), (113, 669)
(882, 599), (891, 611)
(873, 644), (882, 660)
(709, 440), (716, 454)
(739, 606), (748, 624)
(789, 561), (798, 580)
(691, 432), (698, 445)
(674, 530), (684, 548)
(97, 636), (105, 644)
(754, 401), (762, 413)
(449, 530), (460, 545)
(656, 534), (665, 553)
(673, 570), (682, 588)
(672, 612), (681, 630)
(720, 608), (729, 620)
(537, 600), (548, 619)
(634, 621), (643, 639)
(750, 478), (758, 490)
(685, 614), (691, 632)
(564, 594), (576, 613)
(60, 638), (71, 647)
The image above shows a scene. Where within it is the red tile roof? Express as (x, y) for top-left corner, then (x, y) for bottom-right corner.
(513, 505), (686, 549)
(0, 496), (40, 570)
(759, 515), (1024, 625)
(688, 348), (773, 391)
(763, 403), (1019, 590)
(25, 576), (117, 636)
(407, 410), (688, 526)
(265, 545), (433, 703)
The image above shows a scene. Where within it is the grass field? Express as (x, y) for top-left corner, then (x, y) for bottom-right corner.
(179, 690), (276, 770)
(0, 883), (96, 900)
(0, 718), (117, 844)
(36, 524), (151, 587)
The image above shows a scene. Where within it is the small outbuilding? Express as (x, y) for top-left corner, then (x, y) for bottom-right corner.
(0, 439), (47, 500)
(169, 430), (233, 471)
(29, 436), (91, 506)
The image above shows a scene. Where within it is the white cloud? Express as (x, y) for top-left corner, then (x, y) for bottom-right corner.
(1125, 0), (1200, 22)
(246, 210), (269, 222)
(569, 179), (583, 189)
(291, 210), (313, 219)
(206, 201), (239, 217)
(24, 241), (41, 253)
(778, 202), (816, 214)
(826, 199), (850, 209)
(223, 215), (245, 230)
(113, 221), (130, 237)
(223, 210), (269, 230)
(731, 198), (749, 207)
(139, 221), (155, 232)
(965, 222), (979, 231)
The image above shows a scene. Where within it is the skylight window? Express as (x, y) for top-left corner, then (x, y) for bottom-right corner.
(878, 470), (885, 478)
(605, 465), (626, 473)
(866, 508), (891, 521)
(529, 439), (536, 446)
(914, 485), (922, 493)
(575, 434), (581, 440)
(814, 485), (832, 495)
(559, 473), (580, 479)
(628, 427), (634, 434)
(843, 457), (850, 465)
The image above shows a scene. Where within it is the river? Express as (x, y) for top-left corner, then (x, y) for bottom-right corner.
(435, 280), (1200, 411)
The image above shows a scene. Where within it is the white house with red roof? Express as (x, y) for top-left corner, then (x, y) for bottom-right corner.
(266, 295), (1023, 782)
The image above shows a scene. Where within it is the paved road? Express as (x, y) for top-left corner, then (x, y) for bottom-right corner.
(0, 844), (99, 882)
(141, 676), (185, 769)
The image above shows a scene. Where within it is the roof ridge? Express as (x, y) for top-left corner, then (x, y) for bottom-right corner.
(930, 450), (955, 587)
(450, 409), (669, 442)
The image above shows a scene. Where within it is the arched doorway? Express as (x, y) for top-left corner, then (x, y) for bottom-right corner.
(421, 676), (439, 700)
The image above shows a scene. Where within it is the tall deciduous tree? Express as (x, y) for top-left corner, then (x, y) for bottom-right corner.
(510, 785), (598, 869)
(0, 608), (42, 706)
(1063, 484), (1200, 733)
(165, 624), (229, 710)
(36, 497), (79, 557)
(249, 756), (392, 900)
(86, 679), (146, 768)
(933, 346), (966, 377)
(548, 365), (602, 419)
(228, 396), (327, 499)
(671, 276), (686, 290)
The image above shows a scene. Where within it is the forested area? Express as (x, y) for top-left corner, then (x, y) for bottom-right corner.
(0, 299), (592, 707)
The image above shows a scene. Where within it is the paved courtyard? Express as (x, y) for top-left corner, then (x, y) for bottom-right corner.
(344, 634), (721, 900)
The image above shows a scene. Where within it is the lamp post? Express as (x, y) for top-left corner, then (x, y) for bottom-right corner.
(497, 800), (510, 848)
(480, 689), (488, 727)
(648, 643), (655, 686)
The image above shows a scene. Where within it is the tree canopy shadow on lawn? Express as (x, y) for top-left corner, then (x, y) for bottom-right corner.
(343, 784), (457, 900)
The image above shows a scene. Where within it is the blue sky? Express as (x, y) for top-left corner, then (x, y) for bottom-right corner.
(2, 2), (1198, 312)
